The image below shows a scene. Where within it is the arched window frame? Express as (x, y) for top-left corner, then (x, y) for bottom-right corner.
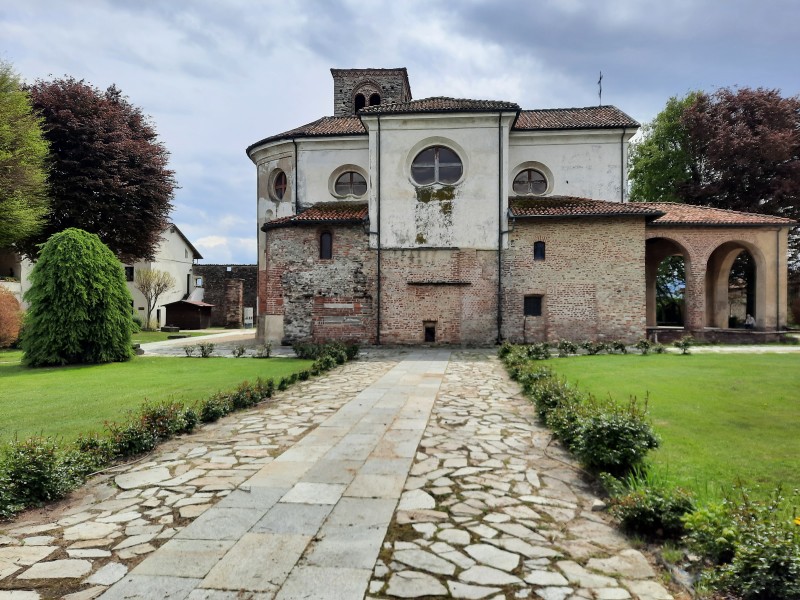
(533, 241), (546, 261)
(354, 94), (366, 112)
(271, 169), (288, 200)
(319, 231), (333, 260)
(513, 168), (548, 196)
(334, 171), (367, 197)
(369, 92), (381, 106)
(410, 145), (463, 186)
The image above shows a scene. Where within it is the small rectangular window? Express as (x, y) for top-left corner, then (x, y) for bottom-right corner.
(533, 241), (546, 261)
(124, 266), (134, 282)
(524, 295), (543, 317)
(320, 232), (333, 260)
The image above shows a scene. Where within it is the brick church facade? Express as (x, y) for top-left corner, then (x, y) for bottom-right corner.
(247, 68), (793, 345)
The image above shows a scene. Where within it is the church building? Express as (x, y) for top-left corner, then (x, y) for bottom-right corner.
(247, 68), (793, 345)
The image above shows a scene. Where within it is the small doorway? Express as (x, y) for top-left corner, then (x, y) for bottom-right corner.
(423, 321), (436, 343)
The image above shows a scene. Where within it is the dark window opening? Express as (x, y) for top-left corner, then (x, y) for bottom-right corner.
(124, 266), (134, 282)
(533, 241), (546, 261)
(354, 93), (366, 112)
(320, 232), (333, 260)
(369, 92), (381, 106)
(334, 171), (367, 196)
(273, 170), (287, 200)
(513, 169), (548, 195)
(424, 321), (436, 342)
(411, 146), (463, 185)
(524, 295), (543, 317)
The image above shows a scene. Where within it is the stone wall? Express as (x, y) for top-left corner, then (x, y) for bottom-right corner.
(330, 68), (411, 117)
(502, 218), (648, 343)
(195, 264), (257, 327)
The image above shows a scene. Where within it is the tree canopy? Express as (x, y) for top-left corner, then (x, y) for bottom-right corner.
(22, 228), (134, 367)
(630, 87), (800, 264)
(0, 61), (50, 249)
(19, 77), (176, 262)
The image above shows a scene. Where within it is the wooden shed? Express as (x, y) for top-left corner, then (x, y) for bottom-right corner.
(163, 300), (214, 330)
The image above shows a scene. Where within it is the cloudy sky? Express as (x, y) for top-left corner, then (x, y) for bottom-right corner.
(2, 0), (798, 264)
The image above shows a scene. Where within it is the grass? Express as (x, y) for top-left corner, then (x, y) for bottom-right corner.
(546, 353), (800, 500)
(0, 352), (313, 443)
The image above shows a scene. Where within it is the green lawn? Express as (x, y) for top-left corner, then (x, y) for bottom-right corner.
(546, 353), (800, 500)
(0, 353), (313, 443)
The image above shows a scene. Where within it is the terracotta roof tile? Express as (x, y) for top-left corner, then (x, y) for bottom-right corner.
(262, 202), (368, 230)
(359, 97), (520, 115)
(510, 196), (663, 218)
(634, 202), (796, 226)
(247, 117), (365, 153)
(514, 106), (639, 130)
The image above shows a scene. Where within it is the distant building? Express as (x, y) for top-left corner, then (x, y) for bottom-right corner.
(246, 68), (794, 345)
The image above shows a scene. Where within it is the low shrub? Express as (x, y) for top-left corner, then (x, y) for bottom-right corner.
(231, 344), (246, 358)
(652, 343), (667, 354)
(557, 339), (578, 357)
(183, 344), (196, 357)
(673, 336), (693, 355)
(634, 339), (651, 355)
(605, 470), (694, 540)
(198, 342), (215, 358)
(685, 488), (800, 600)
(609, 340), (628, 354)
(0, 287), (22, 348)
(581, 341), (607, 355)
(198, 392), (232, 423)
(574, 397), (660, 476)
(526, 342), (551, 360)
(253, 343), (272, 358)
(0, 437), (71, 508)
(276, 377), (290, 391)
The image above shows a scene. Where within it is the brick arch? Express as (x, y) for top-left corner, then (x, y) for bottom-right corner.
(705, 240), (766, 329)
(645, 236), (691, 327)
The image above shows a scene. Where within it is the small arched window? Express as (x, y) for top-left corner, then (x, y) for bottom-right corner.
(334, 171), (367, 197)
(411, 146), (462, 185)
(369, 92), (381, 106)
(533, 241), (546, 261)
(273, 170), (287, 200)
(513, 169), (548, 196)
(319, 232), (333, 260)
(354, 94), (366, 112)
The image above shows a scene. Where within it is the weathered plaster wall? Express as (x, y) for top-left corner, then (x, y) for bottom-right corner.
(363, 113), (514, 250)
(508, 130), (634, 202)
(502, 218), (648, 343)
(296, 138), (369, 209)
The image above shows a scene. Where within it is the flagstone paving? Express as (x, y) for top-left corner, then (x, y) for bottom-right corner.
(0, 348), (677, 600)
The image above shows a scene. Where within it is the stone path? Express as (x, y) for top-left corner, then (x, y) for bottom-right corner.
(0, 349), (677, 600)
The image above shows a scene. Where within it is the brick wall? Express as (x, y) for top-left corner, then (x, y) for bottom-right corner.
(195, 264), (257, 327)
(502, 218), (647, 343)
(331, 69), (411, 116)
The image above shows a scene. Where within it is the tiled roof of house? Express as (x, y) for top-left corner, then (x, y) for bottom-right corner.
(247, 117), (366, 153)
(262, 202), (368, 230)
(635, 202), (796, 226)
(359, 97), (521, 115)
(515, 106), (639, 130)
(163, 299), (215, 308)
(510, 196), (663, 219)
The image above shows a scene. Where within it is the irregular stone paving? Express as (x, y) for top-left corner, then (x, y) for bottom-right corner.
(367, 350), (674, 600)
(0, 352), (400, 599)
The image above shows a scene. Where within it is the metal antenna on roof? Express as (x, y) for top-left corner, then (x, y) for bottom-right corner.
(598, 71), (603, 107)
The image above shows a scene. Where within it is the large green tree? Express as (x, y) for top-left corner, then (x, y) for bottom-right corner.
(19, 78), (176, 263)
(628, 93), (700, 203)
(0, 61), (49, 248)
(22, 228), (135, 367)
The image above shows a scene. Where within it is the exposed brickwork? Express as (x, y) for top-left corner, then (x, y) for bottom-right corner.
(330, 68), (411, 117)
(502, 218), (647, 343)
(194, 264), (257, 327)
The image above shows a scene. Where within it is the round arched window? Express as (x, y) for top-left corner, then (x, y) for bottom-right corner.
(513, 169), (547, 195)
(334, 171), (367, 197)
(273, 170), (288, 200)
(411, 146), (463, 185)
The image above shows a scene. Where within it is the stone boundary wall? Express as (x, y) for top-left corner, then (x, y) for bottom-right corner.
(195, 264), (257, 327)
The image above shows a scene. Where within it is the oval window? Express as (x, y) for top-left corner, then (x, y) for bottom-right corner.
(411, 146), (462, 185)
(513, 169), (547, 196)
(273, 170), (288, 200)
(334, 171), (367, 197)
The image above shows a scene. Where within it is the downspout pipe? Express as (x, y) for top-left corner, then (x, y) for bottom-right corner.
(292, 139), (299, 214)
(776, 228), (781, 331)
(497, 113), (503, 343)
(620, 127), (626, 202)
(376, 115), (382, 345)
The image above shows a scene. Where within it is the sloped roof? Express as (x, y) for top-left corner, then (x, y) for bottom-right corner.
(510, 196), (663, 219)
(359, 97), (520, 115)
(515, 106), (639, 130)
(246, 117), (366, 152)
(166, 224), (202, 260)
(262, 202), (368, 231)
(636, 202), (797, 227)
(163, 299), (214, 308)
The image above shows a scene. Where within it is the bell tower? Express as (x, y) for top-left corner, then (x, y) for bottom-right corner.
(331, 68), (412, 116)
